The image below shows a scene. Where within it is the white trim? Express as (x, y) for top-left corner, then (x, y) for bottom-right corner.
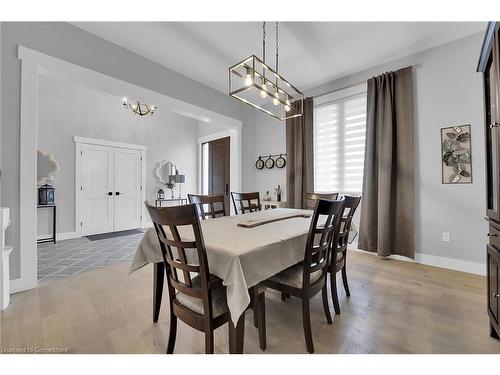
(349, 248), (485, 276)
(18, 59), (38, 292)
(74, 141), (83, 237)
(141, 150), (146, 228)
(36, 231), (80, 242)
(197, 129), (242, 216)
(73, 136), (147, 151)
(314, 82), (368, 107)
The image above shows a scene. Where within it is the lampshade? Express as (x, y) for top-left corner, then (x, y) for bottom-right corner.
(174, 174), (185, 183)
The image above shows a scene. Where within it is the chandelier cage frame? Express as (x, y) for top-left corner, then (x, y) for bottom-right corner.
(228, 22), (304, 121)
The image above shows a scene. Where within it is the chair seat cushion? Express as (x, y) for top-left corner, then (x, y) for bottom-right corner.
(175, 276), (228, 317)
(268, 262), (323, 289)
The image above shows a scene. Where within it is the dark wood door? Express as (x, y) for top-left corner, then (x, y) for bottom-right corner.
(208, 137), (230, 214)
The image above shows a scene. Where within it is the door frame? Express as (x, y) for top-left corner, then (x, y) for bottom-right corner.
(74, 136), (146, 238)
(198, 129), (241, 215)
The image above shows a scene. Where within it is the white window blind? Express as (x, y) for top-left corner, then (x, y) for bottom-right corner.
(314, 92), (367, 194)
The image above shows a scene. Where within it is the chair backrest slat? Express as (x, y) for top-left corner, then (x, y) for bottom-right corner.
(188, 193), (227, 219)
(304, 192), (339, 210)
(145, 201), (215, 318)
(302, 199), (344, 288)
(231, 192), (261, 215)
(334, 195), (362, 256)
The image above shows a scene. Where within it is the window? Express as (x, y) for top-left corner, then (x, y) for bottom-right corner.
(313, 88), (367, 194)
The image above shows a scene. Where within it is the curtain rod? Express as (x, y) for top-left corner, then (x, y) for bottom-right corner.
(313, 80), (366, 99)
(313, 64), (420, 99)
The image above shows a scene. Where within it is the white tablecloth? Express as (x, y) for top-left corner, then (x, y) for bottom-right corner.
(130, 208), (314, 324)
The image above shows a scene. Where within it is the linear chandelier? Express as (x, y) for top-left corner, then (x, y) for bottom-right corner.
(229, 22), (304, 121)
(122, 97), (157, 116)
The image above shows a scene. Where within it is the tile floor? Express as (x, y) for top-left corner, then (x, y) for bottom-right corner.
(37, 232), (144, 281)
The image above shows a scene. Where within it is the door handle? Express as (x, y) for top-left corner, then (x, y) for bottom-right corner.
(494, 294), (500, 299)
(225, 184), (229, 195)
(115, 192), (121, 196)
(490, 122), (499, 129)
(487, 233), (498, 237)
(107, 192), (113, 196)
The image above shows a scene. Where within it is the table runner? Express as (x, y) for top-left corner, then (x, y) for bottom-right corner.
(237, 211), (311, 228)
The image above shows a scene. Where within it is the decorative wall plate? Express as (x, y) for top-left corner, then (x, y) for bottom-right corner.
(276, 154), (286, 168)
(265, 156), (275, 169)
(255, 157), (264, 170)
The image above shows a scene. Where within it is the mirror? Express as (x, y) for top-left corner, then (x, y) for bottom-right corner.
(155, 160), (177, 185)
(37, 149), (60, 185)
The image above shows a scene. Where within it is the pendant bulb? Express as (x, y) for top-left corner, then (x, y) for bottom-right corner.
(260, 79), (268, 98)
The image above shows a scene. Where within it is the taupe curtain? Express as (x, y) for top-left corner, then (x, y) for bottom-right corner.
(358, 66), (414, 258)
(286, 97), (314, 209)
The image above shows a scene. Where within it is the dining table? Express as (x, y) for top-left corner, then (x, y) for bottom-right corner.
(130, 207), (357, 353)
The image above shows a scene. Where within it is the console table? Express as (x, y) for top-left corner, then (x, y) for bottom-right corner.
(37, 205), (56, 244)
(262, 200), (287, 210)
(155, 198), (188, 207)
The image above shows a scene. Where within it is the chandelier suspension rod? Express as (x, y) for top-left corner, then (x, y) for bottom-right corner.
(262, 22), (266, 64)
(275, 22), (279, 73)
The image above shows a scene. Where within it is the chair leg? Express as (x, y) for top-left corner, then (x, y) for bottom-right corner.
(330, 272), (341, 315)
(301, 298), (314, 353)
(256, 292), (267, 350)
(253, 307), (259, 328)
(341, 265), (351, 297)
(252, 288), (259, 328)
(322, 283), (333, 324)
(166, 315), (177, 354)
(205, 331), (214, 354)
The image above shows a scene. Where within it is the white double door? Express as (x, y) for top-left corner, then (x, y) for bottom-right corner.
(80, 143), (143, 236)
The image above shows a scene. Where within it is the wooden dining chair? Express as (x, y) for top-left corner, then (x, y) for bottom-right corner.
(328, 195), (361, 315)
(188, 193), (228, 219)
(304, 192), (339, 210)
(231, 192), (262, 215)
(264, 199), (344, 353)
(145, 201), (266, 353)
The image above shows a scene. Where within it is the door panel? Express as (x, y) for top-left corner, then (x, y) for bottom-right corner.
(81, 144), (114, 235)
(486, 32), (500, 221)
(113, 148), (142, 231)
(208, 137), (230, 214)
(488, 245), (499, 323)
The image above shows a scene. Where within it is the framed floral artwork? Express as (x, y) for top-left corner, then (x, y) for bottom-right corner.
(441, 124), (472, 184)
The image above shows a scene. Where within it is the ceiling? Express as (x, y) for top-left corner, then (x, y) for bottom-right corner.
(73, 22), (486, 94)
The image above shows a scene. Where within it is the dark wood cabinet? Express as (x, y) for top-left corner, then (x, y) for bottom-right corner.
(478, 22), (500, 339)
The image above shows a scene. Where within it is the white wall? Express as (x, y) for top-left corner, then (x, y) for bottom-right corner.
(36, 75), (200, 236)
(305, 32), (486, 270)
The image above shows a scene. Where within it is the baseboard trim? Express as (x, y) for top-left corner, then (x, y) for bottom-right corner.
(36, 231), (80, 242)
(10, 277), (36, 294)
(349, 248), (485, 276)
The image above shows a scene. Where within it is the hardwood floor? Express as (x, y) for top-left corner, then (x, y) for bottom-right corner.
(2, 250), (500, 354)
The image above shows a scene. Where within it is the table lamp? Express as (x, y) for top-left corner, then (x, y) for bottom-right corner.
(174, 174), (185, 199)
